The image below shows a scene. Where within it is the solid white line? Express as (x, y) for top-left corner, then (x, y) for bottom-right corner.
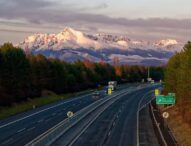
(27, 88), (147, 146)
(136, 90), (154, 146)
(108, 131), (111, 136)
(66, 90), (130, 146)
(139, 96), (155, 111)
(150, 103), (168, 146)
(0, 94), (92, 129)
(17, 128), (26, 133)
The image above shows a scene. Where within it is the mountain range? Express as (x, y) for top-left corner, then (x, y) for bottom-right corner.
(17, 27), (183, 66)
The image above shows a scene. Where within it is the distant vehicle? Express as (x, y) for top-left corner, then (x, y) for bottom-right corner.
(147, 77), (152, 82)
(151, 80), (155, 84)
(92, 91), (100, 99)
(141, 79), (145, 83)
(108, 81), (117, 91)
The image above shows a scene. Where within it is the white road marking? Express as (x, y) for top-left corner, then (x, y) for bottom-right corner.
(17, 128), (26, 133)
(1, 138), (13, 145)
(52, 113), (56, 116)
(0, 94), (92, 129)
(27, 127), (35, 131)
(37, 119), (44, 123)
(108, 131), (111, 136)
(136, 90), (155, 146)
(45, 118), (52, 122)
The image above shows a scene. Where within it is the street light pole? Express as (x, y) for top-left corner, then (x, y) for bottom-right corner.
(147, 66), (150, 82)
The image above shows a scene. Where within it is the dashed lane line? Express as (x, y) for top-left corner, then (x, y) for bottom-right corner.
(17, 128), (26, 133)
(27, 127), (35, 131)
(1, 138), (13, 145)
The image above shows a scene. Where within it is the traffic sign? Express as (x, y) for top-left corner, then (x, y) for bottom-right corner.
(162, 112), (169, 119)
(108, 88), (112, 95)
(155, 89), (160, 96)
(67, 111), (74, 118)
(156, 95), (176, 105)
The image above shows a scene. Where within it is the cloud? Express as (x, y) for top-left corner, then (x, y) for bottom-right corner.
(0, 0), (190, 42)
(0, 0), (190, 30)
(77, 2), (108, 11)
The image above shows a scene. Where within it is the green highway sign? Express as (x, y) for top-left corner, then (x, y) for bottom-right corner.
(156, 94), (176, 105)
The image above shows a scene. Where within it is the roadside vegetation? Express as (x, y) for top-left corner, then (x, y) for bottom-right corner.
(0, 43), (164, 110)
(164, 41), (191, 145)
(0, 89), (93, 120)
(167, 106), (191, 146)
(0, 94), (71, 119)
(165, 41), (191, 127)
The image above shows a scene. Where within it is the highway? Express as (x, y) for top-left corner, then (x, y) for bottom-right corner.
(0, 84), (134, 146)
(52, 85), (160, 146)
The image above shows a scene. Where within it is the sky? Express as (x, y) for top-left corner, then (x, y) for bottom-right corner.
(0, 0), (191, 44)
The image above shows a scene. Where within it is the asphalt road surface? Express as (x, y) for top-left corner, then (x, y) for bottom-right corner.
(52, 85), (160, 146)
(0, 84), (135, 146)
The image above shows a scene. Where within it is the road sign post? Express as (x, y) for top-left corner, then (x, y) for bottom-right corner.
(162, 112), (169, 129)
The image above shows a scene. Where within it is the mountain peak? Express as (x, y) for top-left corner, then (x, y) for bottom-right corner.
(63, 27), (77, 33)
(156, 39), (178, 46)
(17, 28), (183, 66)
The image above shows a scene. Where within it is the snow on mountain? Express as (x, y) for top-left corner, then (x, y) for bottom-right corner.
(17, 27), (183, 66)
(155, 39), (178, 46)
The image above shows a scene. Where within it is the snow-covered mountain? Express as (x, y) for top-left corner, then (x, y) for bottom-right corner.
(18, 27), (183, 66)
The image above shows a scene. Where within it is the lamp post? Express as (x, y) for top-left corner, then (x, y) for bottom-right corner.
(147, 66), (150, 82)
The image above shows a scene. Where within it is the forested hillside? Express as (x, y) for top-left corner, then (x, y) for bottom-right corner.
(0, 43), (164, 106)
(165, 41), (191, 126)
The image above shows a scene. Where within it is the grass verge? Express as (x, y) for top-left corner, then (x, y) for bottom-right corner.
(0, 89), (94, 120)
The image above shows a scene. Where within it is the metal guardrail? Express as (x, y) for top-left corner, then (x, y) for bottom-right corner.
(150, 103), (168, 146)
(25, 89), (131, 146)
(149, 101), (179, 146)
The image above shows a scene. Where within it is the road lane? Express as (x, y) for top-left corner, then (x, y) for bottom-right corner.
(52, 85), (160, 146)
(139, 106), (160, 146)
(0, 84), (136, 146)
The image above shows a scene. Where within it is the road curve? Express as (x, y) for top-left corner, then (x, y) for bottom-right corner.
(52, 85), (160, 146)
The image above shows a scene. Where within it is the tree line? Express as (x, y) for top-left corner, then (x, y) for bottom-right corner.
(0, 43), (164, 106)
(164, 41), (191, 126)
